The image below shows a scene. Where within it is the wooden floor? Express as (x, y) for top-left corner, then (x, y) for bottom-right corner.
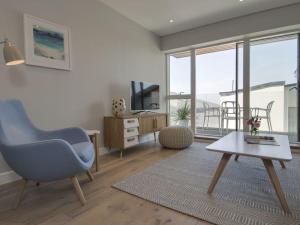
(0, 142), (210, 225)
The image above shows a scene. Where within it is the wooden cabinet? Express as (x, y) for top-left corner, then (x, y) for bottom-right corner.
(139, 114), (167, 134)
(103, 118), (139, 151)
(104, 113), (168, 157)
(155, 115), (167, 131)
(139, 116), (155, 135)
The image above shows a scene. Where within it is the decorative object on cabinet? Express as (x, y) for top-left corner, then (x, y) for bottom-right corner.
(24, 14), (72, 70)
(112, 98), (126, 117)
(104, 113), (168, 158)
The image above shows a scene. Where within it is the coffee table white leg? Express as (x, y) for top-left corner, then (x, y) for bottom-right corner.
(208, 153), (232, 194)
(262, 159), (289, 213)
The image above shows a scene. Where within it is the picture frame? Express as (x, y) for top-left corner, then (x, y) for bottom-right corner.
(24, 14), (72, 70)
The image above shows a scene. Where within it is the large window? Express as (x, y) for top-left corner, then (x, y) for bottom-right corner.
(250, 35), (298, 142)
(169, 51), (191, 95)
(167, 33), (299, 143)
(168, 51), (191, 126)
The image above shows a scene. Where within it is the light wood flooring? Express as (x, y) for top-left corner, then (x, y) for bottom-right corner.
(0, 142), (210, 225)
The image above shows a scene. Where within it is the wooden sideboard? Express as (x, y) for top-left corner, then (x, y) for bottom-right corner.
(104, 113), (168, 157)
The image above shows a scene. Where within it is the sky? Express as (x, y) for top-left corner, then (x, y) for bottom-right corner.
(170, 37), (298, 104)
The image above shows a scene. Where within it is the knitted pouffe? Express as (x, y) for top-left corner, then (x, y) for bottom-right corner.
(159, 126), (193, 149)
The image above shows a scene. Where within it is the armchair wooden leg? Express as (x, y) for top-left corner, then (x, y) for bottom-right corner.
(86, 170), (94, 181)
(14, 178), (28, 209)
(70, 176), (86, 206)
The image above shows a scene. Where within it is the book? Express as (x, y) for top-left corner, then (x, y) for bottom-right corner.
(244, 135), (279, 146)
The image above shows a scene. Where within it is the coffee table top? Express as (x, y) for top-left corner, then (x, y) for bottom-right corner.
(206, 131), (292, 161)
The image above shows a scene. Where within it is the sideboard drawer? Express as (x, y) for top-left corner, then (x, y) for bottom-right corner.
(123, 118), (139, 128)
(124, 136), (139, 148)
(124, 127), (139, 137)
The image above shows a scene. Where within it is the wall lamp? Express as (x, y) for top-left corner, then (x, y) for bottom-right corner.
(0, 38), (24, 66)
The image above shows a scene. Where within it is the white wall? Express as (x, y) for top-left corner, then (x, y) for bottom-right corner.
(161, 3), (300, 51)
(0, 0), (165, 183)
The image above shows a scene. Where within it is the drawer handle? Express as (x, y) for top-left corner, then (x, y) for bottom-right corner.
(127, 128), (135, 132)
(127, 137), (135, 142)
(127, 120), (136, 123)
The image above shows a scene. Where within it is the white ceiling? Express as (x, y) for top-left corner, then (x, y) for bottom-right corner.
(99, 0), (300, 36)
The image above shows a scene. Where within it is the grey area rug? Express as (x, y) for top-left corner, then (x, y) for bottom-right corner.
(112, 143), (300, 225)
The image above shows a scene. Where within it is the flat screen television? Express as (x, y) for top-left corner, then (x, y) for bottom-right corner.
(130, 81), (160, 111)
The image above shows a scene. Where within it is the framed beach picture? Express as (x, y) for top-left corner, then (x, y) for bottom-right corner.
(24, 14), (72, 70)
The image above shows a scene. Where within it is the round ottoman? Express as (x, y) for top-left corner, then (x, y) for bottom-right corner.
(159, 126), (193, 149)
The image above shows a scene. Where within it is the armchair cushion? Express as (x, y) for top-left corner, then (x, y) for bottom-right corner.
(72, 142), (95, 163)
(40, 127), (90, 145)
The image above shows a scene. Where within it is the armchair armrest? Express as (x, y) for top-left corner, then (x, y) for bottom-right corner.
(39, 127), (90, 144)
(2, 139), (90, 182)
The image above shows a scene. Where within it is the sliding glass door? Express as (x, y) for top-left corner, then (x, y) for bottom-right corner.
(195, 43), (237, 136)
(250, 35), (298, 142)
(167, 32), (299, 143)
(195, 43), (244, 137)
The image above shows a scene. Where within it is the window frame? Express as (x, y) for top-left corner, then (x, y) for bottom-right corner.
(166, 32), (300, 143)
(166, 50), (193, 128)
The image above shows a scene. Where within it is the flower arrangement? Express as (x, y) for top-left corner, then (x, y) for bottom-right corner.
(247, 115), (261, 135)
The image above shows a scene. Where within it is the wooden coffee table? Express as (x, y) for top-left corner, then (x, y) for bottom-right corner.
(206, 131), (292, 212)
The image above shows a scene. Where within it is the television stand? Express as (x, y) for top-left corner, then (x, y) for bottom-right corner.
(132, 111), (144, 115)
(132, 111), (157, 115)
(104, 113), (168, 158)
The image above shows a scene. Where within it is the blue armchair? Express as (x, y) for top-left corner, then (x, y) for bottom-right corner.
(0, 100), (95, 207)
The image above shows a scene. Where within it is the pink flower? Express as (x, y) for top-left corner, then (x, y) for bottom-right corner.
(254, 121), (261, 128)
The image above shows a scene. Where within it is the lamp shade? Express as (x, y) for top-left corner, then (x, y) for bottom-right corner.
(3, 41), (24, 66)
